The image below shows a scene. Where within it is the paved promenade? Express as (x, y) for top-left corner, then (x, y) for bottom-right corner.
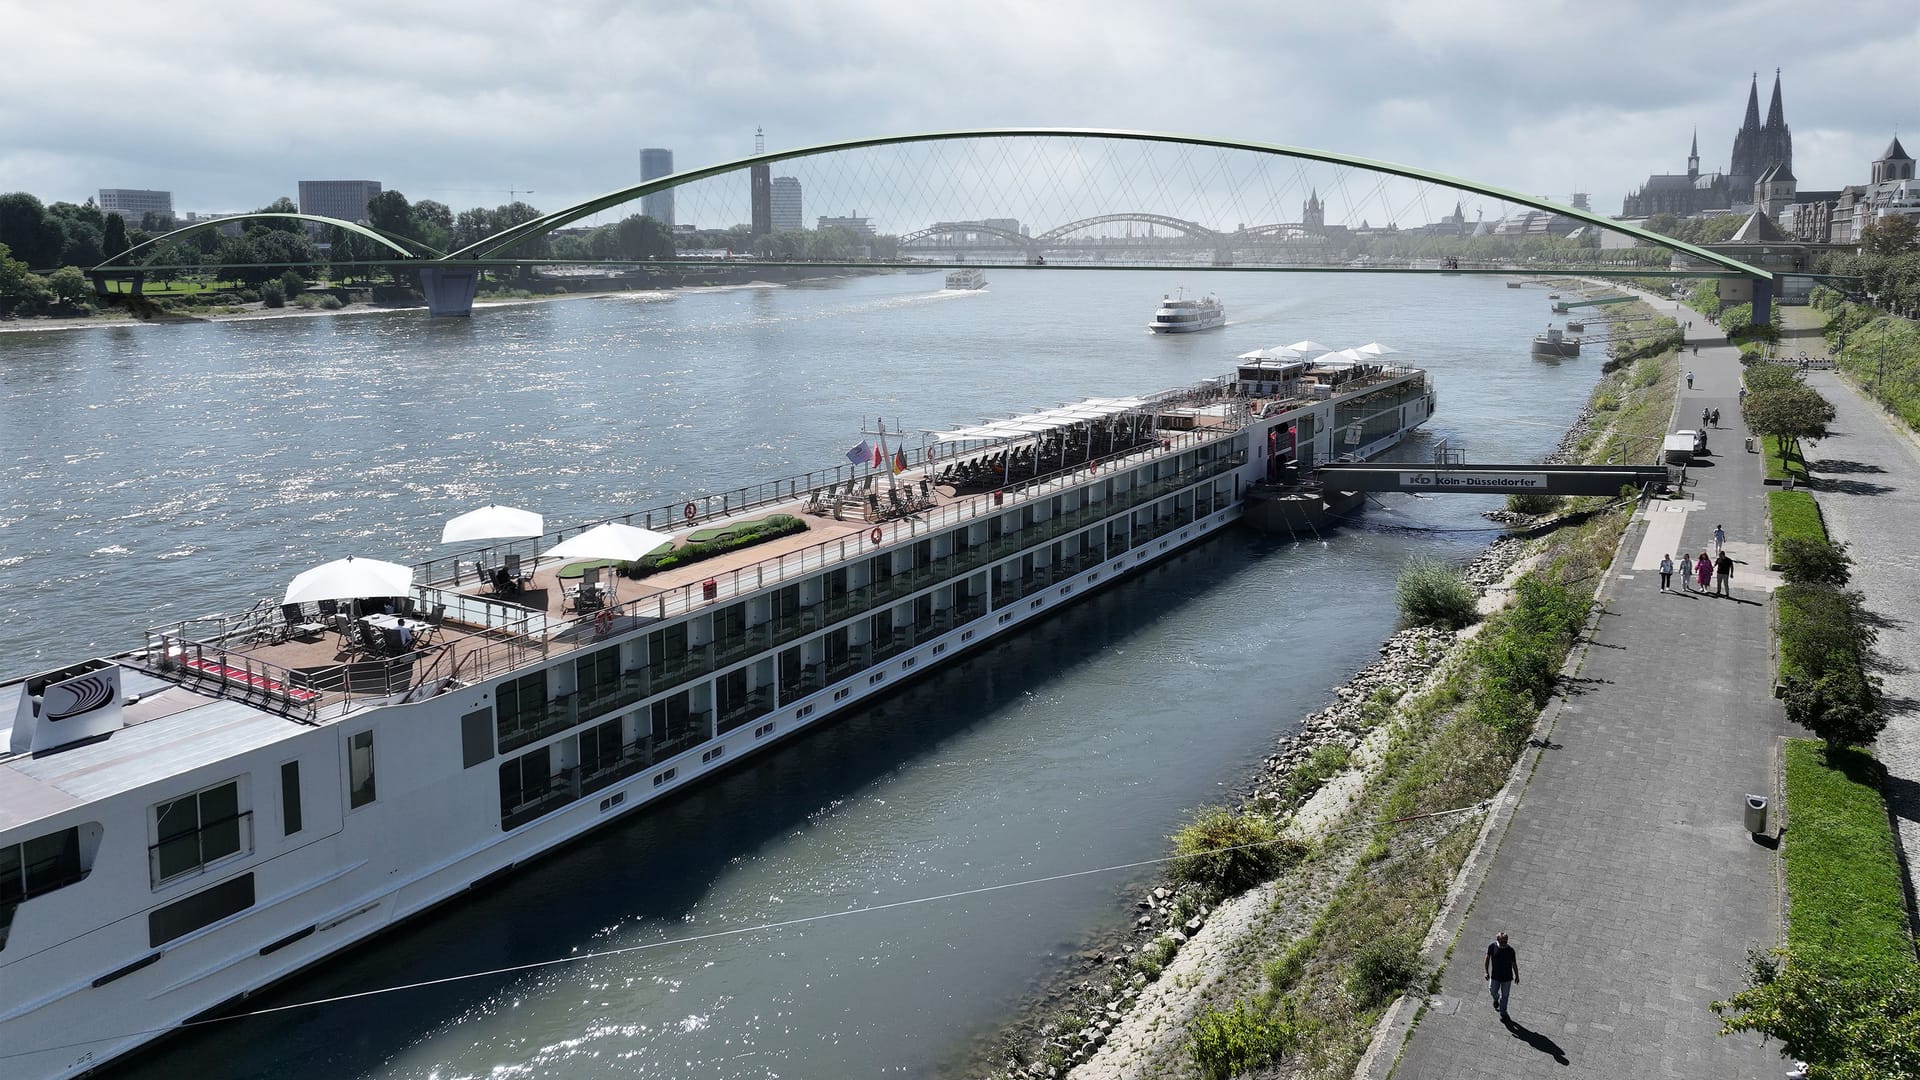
(1802, 369), (1920, 922)
(1378, 305), (1792, 1078)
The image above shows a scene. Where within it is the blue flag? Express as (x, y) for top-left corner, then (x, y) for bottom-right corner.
(846, 440), (873, 466)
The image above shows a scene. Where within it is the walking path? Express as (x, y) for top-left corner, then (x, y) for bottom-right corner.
(1802, 369), (1920, 923)
(1374, 302), (1791, 1078)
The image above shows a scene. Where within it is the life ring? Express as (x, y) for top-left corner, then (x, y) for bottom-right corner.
(869, 526), (883, 545)
(594, 608), (615, 636)
(683, 502), (697, 521)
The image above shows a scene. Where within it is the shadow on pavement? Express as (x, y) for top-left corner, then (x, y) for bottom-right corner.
(1808, 457), (1886, 475)
(1503, 1016), (1571, 1065)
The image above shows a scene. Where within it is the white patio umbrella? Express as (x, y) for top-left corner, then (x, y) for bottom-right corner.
(1309, 351), (1348, 365)
(285, 556), (414, 604)
(1356, 342), (1399, 357)
(1287, 339), (1331, 355)
(441, 504), (544, 544)
(541, 522), (677, 564)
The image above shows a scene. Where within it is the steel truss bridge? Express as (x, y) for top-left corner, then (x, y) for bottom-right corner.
(90, 127), (1775, 318)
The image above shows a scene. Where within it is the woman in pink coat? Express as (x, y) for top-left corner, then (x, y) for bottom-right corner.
(1695, 551), (1712, 591)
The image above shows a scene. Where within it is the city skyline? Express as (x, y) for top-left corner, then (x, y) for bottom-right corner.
(3, 1), (1915, 226)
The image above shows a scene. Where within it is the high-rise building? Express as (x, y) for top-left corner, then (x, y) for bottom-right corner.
(640, 148), (674, 227)
(97, 189), (173, 221)
(769, 177), (803, 231)
(297, 180), (383, 224)
(750, 128), (772, 236)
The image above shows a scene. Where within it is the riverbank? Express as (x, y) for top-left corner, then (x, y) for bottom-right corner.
(0, 267), (887, 334)
(978, 306), (1676, 1079)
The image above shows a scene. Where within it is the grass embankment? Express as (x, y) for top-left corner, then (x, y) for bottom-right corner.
(1780, 741), (1911, 968)
(1814, 291), (1920, 432)
(1173, 340), (1679, 1079)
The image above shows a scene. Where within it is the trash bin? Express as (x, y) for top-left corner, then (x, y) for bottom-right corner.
(1743, 794), (1770, 835)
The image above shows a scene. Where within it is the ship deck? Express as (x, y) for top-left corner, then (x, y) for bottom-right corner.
(123, 364), (1422, 725)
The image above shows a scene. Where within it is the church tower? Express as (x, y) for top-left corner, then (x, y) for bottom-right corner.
(1302, 189), (1324, 230)
(1730, 71), (1792, 201)
(1687, 128), (1700, 180)
(1872, 136), (1914, 184)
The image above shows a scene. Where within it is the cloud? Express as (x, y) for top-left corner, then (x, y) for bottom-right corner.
(2, 0), (1913, 223)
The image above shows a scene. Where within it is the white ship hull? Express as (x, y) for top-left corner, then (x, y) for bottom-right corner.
(0, 362), (1432, 1079)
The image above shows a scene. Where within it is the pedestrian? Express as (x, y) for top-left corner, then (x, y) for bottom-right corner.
(1659, 553), (1674, 592)
(1678, 552), (1694, 592)
(1714, 524), (1726, 552)
(1693, 344), (1699, 355)
(1702, 407), (1711, 428)
(1686, 370), (1695, 389)
(1696, 550), (1713, 591)
(1738, 386), (1747, 405)
(1485, 932), (1519, 1019)
(1715, 552), (1734, 597)
(1711, 407), (1720, 427)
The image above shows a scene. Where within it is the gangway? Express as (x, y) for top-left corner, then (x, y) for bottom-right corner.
(1553, 294), (1638, 314)
(1314, 462), (1667, 496)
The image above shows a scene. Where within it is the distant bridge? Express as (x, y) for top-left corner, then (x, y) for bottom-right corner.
(89, 127), (1774, 318)
(1315, 462), (1670, 496)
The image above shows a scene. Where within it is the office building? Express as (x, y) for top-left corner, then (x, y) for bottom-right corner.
(769, 177), (803, 231)
(817, 214), (875, 236)
(96, 189), (173, 221)
(640, 148), (674, 227)
(297, 180), (383, 224)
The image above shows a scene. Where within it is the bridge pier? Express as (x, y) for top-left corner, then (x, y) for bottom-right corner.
(1751, 277), (1773, 326)
(419, 266), (481, 317)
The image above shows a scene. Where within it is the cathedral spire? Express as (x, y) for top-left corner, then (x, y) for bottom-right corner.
(1766, 69), (1784, 128)
(1742, 73), (1761, 130)
(1687, 127), (1700, 179)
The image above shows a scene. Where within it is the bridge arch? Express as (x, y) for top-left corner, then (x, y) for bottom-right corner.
(448, 127), (1769, 284)
(896, 222), (1036, 250)
(94, 213), (433, 273)
(1032, 213), (1220, 246)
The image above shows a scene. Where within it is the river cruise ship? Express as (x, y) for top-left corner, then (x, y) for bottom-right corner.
(945, 268), (987, 290)
(0, 353), (1432, 1078)
(1148, 290), (1225, 333)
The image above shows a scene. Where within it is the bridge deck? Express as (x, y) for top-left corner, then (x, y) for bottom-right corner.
(1315, 462), (1667, 496)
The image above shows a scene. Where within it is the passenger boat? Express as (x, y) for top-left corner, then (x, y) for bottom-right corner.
(0, 353), (1433, 1079)
(944, 267), (987, 290)
(1147, 290), (1225, 333)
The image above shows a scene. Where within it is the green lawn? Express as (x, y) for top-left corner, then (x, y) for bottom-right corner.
(1761, 435), (1810, 485)
(1782, 740), (1914, 969)
(1767, 489), (1825, 566)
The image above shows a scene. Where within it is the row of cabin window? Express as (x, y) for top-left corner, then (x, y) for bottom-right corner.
(489, 478), (1233, 743)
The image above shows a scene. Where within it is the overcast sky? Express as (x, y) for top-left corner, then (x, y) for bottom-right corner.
(5, 0), (1915, 224)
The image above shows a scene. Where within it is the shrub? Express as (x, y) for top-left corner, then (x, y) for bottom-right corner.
(1168, 807), (1299, 898)
(280, 269), (305, 298)
(260, 279), (285, 308)
(294, 293), (322, 310)
(1346, 932), (1423, 1008)
(1187, 1000), (1296, 1080)
(238, 288), (260, 303)
(1784, 666), (1886, 757)
(1506, 492), (1564, 516)
(1776, 537), (1853, 587)
(320, 295), (344, 310)
(619, 514), (807, 579)
(1396, 556), (1476, 630)
(1277, 743), (1351, 809)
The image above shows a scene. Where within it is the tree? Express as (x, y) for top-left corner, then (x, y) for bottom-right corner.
(45, 265), (93, 307)
(0, 193), (65, 269)
(102, 212), (129, 259)
(1713, 949), (1920, 1078)
(1861, 214), (1919, 258)
(1743, 382), (1836, 455)
(366, 190), (415, 240)
(612, 214), (673, 260)
(412, 199), (453, 252)
(252, 197), (303, 233)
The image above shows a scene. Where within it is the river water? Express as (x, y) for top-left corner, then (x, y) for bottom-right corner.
(0, 271), (1595, 1079)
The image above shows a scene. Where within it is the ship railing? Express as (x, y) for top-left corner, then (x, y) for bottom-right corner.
(390, 431), (1247, 694)
(407, 400), (1256, 594)
(139, 632), (323, 724)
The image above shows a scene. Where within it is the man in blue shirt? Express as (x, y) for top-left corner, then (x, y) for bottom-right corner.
(1484, 931), (1519, 1019)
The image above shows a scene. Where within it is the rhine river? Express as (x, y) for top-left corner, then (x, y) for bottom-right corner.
(0, 271), (1599, 1079)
